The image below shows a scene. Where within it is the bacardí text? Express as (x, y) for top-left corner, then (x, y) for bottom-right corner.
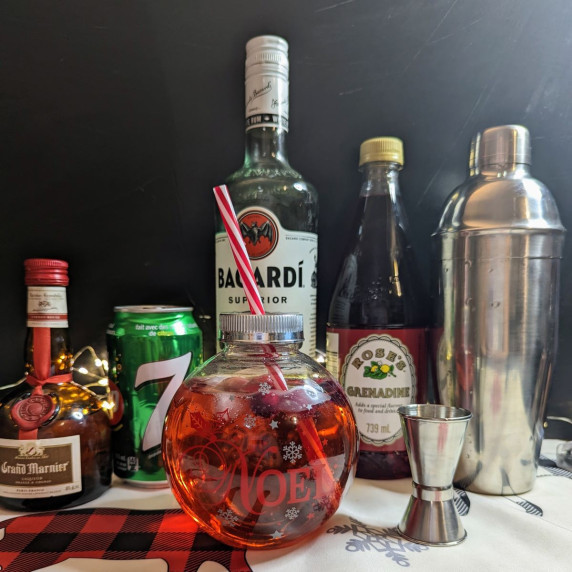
(218, 262), (304, 291)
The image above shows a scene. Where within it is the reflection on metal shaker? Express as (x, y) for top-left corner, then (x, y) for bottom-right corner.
(433, 125), (565, 494)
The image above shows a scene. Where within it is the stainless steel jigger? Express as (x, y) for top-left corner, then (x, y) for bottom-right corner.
(397, 404), (472, 546)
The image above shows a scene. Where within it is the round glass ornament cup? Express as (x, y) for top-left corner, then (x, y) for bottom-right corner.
(163, 312), (359, 549)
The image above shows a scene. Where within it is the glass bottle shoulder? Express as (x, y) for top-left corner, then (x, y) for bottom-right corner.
(226, 164), (317, 205)
(222, 166), (318, 233)
(328, 192), (426, 328)
(182, 346), (330, 388)
(227, 160), (304, 184)
(0, 380), (108, 438)
(170, 344), (352, 428)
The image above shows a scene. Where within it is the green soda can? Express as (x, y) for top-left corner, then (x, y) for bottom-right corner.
(107, 305), (202, 487)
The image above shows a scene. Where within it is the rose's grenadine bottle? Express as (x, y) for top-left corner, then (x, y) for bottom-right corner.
(326, 137), (429, 480)
(163, 313), (358, 549)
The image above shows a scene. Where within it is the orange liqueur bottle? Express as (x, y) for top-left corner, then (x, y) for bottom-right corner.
(326, 138), (428, 479)
(0, 259), (111, 510)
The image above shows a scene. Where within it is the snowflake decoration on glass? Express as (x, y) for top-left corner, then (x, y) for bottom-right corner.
(258, 381), (272, 395)
(282, 441), (303, 464)
(217, 508), (239, 528)
(285, 507), (300, 520)
(305, 388), (317, 400)
(326, 517), (429, 566)
(244, 415), (257, 429)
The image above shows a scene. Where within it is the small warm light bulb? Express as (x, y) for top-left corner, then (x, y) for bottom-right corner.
(78, 367), (88, 375)
(94, 358), (102, 367)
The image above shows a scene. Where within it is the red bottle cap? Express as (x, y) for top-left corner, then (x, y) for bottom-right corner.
(24, 259), (69, 286)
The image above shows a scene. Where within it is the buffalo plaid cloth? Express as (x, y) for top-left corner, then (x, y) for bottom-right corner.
(0, 508), (252, 572)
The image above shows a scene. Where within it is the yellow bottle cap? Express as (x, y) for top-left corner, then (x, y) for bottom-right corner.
(359, 137), (404, 167)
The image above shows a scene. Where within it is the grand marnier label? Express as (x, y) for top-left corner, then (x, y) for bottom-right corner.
(327, 329), (425, 451)
(27, 286), (68, 328)
(0, 436), (81, 498)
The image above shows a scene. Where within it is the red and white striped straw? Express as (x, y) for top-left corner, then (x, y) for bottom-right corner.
(213, 185), (265, 315)
(213, 185), (335, 483)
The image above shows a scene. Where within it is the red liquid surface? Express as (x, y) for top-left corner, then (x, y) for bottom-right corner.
(163, 376), (358, 549)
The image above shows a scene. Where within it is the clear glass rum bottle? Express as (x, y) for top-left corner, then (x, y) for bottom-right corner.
(215, 35), (318, 356)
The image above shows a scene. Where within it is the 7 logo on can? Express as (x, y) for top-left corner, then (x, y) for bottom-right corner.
(134, 353), (192, 451)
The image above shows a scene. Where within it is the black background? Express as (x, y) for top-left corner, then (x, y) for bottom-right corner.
(2, 0), (571, 437)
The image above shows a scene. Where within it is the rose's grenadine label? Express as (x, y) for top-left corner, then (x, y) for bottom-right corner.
(327, 328), (427, 453)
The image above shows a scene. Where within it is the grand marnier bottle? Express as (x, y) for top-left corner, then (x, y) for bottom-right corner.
(215, 35), (318, 356)
(326, 138), (428, 479)
(0, 259), (111, 510)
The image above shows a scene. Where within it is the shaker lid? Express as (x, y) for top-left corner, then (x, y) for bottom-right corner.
(478, 125), (530, 168)
(359, 137), (403, 167)
(220, 312), (304, 343)
(435, 125), (565, 235)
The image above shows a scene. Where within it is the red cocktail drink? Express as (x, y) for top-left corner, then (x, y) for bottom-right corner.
(164, 368), (358, 549)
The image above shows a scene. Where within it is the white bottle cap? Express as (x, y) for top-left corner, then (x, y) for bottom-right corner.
(244, 35), (290, 131)
(245, 35), (289, 81)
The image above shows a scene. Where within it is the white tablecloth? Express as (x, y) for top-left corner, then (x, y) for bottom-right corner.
(1, 440), (570, 572)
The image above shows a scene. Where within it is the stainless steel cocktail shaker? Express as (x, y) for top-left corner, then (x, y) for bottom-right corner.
(433, 125), (565, 495)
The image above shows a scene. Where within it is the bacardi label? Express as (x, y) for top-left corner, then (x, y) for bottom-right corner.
(27, 286), (68, 328)
(245, 73), (288, 132)
(327, 328), (426, 452)
(0, 436), (81, 498)
(216, 206), (317, 356)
